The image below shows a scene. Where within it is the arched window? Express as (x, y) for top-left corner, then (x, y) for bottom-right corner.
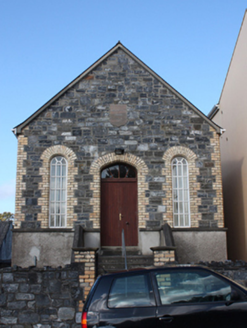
(49, 156), (67, 227)
(172, 157), (190, 227)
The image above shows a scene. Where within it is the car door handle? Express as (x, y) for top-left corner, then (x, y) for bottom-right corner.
(158, 315), (174, 323)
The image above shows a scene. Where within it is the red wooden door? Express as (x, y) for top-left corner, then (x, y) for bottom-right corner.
(100, 164), (138, 246)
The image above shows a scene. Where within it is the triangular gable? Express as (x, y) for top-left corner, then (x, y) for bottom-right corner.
(13, 41), (221, 135)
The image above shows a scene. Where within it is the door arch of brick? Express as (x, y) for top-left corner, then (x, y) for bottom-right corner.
(89, 153), (149, 229)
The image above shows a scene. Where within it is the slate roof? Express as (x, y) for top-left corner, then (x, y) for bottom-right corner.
(13, 41), (222, 135)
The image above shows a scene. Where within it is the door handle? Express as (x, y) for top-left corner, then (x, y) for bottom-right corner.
(158, 315), (174, 323)
(119, 213), (121, 221)
(126, 222), (129, 225)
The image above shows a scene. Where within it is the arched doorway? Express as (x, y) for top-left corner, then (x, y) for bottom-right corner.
(101, 163), (138, 246)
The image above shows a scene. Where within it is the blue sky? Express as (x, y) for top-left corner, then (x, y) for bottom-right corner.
(0, 0), (246, 213)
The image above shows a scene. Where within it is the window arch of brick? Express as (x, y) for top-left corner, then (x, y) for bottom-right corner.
(162, 146), (201, 227)
(89, 153), (149, 229)
(39, 145), (78, 228)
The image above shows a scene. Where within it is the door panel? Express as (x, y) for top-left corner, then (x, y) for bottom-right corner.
(101, 179), (137, 246)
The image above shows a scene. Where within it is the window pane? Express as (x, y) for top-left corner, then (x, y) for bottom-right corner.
(179, 190), (183, 201)
(62, 164), (66, 176)
(174, 202), (178, 214)
(172, 165), (177, 176)
(49, 156), (67, 227)
(179, 202), (183, 213)
(179, 214), (184, 226)
(57, 177), (61, 189)
(51, 177), (55, 189)
(183, 164), (187, 175)
(172, 157), (190, 227)
(174, 215), (179, 226)
(61, 190), (66, 201)
(56, 191), (60, 201)
(172, 177), (177, 189)
(56, 215), (60, 226)
(61, 203), (65, 214)
(119, 164), (127, 178)
(50, 215), (54, 227)
(56, 204), (60, 214)
(184, 202), (189, 214)
(62, 177), (66, 189)
(127, 166), (136, 178)
(50, 203), (55, 213)
(108, 274), (155, 308)
(156, 270), (232, 305)
(61, 215), (65, 227)
(184, 214), (189, 226)
(101, 163), (136, 179)
(51, 165), (56, 176)
(178, 164), (182, 176)
(50, 190), (55, 202)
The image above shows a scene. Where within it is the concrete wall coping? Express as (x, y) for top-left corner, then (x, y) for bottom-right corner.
(72, 247), (99, 252)
(150, 246), (177, 251)
(12, 228), (74, 233)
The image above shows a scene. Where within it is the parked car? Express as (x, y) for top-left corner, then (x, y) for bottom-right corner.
(82, 265), (247, 328)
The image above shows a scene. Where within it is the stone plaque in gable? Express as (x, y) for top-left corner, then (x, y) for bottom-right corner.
(109, 104), (127, 127)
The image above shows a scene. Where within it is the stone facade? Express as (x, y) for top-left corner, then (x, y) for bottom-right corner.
(13, 42), (226, 266)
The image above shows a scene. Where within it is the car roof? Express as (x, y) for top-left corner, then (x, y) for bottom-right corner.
(99, 265), (212, 278)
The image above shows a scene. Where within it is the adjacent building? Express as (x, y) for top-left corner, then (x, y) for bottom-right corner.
(209, 10), (247, 261)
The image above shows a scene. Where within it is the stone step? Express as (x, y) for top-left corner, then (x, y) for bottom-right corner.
(99, 247), (141, 256)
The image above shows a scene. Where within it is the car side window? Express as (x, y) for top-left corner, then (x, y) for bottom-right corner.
(108, 274), (155, 308)
(155, 270), (232, 305)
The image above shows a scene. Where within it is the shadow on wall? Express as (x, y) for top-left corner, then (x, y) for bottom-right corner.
(223, 158), (246, 261)
(0, 221), (12, 267)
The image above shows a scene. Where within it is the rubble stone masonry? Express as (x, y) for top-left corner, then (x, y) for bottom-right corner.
(14, 48), (224, 230)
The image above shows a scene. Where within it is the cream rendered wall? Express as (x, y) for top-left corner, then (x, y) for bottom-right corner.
(213, 11), (247, 260)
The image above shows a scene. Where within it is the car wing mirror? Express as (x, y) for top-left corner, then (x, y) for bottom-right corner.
(231, 289), (241, 301)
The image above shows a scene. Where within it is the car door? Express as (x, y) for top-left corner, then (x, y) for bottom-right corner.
(99, 272), (158, 327)
(152, 268), (247, 328)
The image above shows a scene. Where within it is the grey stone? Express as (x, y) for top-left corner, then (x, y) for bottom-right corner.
(36, 294), (50, 307)
(137, 144), (148, 151)
(3, 273), (13, 283)
(76, 312), (82, 323)
(0, 317), (18, 325)
(28, 300), (36, 309)
(0, 293), (7, 306)
(19, 311), (39, 324)
(16, 293), (35, 300)
(2, 284), (19, 293)
(158, 205), (166, 212)
(58, 307), (75, 320)
(8, 301), (26, 310)
(20, 284), (30, 292)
